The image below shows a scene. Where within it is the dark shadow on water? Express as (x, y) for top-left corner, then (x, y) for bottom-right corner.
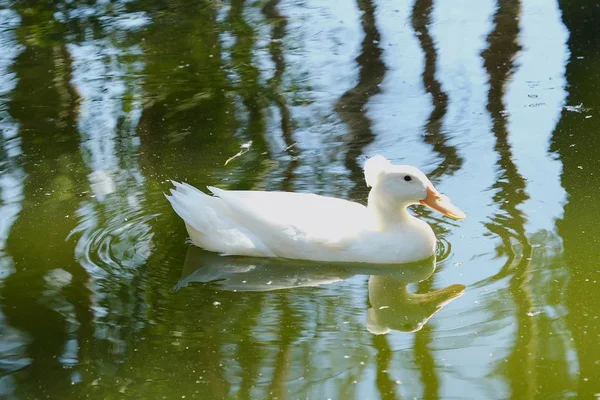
(261, 0), (298, 191)
(135, 0), (239, 183)
(413, 278), (439, 400)
(411, 0), (462, 179)
(409, 1), (464, 396)
(335, 0), (386, 198)
(372, 334), (398, 400)
(554, 0), (600, 396)
(481, 1), (537, 399)
(481, 0), (528, 284)
(219, 0), (272, 188)
(1, 8), (91, 396)
(268, 294), (302, 398)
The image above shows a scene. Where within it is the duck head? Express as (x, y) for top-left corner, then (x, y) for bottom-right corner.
(364, 155), (466, 220)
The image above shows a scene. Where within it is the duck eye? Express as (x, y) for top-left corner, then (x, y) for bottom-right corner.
(404, 175), (412, 182)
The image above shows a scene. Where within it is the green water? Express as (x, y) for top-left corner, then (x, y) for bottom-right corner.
(0, 0), (599, 398)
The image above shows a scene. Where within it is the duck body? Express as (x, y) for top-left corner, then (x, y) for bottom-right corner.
(166, 156), (465, 264)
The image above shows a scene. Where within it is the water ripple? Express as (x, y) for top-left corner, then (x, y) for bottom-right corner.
(72, 203), (156, 276)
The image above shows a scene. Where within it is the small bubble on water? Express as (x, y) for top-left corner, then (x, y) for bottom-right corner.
(213, 301), (221, 306)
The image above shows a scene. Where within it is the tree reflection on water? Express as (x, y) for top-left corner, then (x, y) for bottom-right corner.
(0, 0), (595, 398)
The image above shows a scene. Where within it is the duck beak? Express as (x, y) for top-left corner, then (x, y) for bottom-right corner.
(420, 186), (466, 220)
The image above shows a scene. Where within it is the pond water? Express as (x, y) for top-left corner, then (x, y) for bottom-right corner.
(0, 0), (599, 398)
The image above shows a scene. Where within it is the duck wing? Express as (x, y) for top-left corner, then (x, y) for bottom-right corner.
(207, 187), (372, 258)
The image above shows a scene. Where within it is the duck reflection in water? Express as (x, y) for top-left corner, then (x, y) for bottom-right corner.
(176, 246), (465, 334)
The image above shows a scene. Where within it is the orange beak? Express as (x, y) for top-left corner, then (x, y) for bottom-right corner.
(419, 186), (466, 220)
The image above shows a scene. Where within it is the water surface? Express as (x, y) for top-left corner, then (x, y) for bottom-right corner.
(0, 0), (599, 398)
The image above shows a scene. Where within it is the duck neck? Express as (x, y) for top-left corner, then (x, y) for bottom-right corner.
(367, 188), (414, 231)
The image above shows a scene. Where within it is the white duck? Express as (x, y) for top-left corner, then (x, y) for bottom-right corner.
(166, 155), (465, 264)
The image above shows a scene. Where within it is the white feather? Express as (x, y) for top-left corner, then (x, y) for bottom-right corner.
(165, 155), (465, 264)
(364, 155), (391, 187)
